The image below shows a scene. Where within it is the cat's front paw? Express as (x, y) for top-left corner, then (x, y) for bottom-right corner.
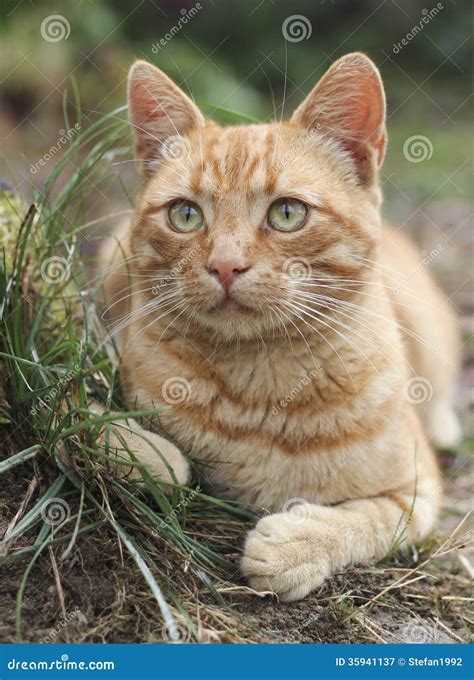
(92, 403), (190, 488)
(241, 512), (333, 602)
(133, 430), (190, 486)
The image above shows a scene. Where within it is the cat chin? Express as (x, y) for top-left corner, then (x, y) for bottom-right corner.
(196, 310), (270, 342)
(209, 297), (254, 314)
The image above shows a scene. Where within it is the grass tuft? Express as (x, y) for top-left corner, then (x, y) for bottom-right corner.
(0, 107), (257, 643)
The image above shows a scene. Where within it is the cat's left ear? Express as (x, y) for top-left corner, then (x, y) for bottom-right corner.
(290, 53), (387, 185)
(128, 60), (204, 178)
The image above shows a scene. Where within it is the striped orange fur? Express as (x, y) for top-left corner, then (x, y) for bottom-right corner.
(99, 53), (461, 601)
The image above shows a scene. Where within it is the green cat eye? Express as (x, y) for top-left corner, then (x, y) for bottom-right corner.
(268, 198), (308, 232)
(168, 200), (204, 232)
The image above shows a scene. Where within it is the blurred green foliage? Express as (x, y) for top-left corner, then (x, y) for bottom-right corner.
(1, 0), (470, 119)
(0, 0), (472, 208)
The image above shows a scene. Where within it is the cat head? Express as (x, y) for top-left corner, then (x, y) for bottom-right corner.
(127, 53), (387, 341)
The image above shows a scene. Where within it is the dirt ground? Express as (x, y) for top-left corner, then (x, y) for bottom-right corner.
(0, 456), (472, 644)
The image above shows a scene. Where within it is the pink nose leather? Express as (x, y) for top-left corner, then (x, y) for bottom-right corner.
(207, 259), (249, 292)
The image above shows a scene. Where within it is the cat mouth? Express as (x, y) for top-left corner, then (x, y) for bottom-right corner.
(211, 296), (255, 314)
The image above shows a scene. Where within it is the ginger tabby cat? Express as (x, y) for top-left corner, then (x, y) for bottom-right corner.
(100, 53), (460, 601)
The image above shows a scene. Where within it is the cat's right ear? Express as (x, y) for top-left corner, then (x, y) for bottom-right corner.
(290, 53), (386, 186)
(128, 60), (204, 178)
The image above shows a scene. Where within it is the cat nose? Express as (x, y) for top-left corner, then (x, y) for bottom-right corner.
(207, 259), (250, 291)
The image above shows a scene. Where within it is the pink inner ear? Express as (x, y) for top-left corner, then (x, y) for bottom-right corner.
(128, 61), (204, 177)
(374, 130), (387, 166)
(138, 96), (166, 124)
(291, 53), (387, 172)
(130, 84), (168, 131)
(343, 88), (387, 169)
(129, 67), (203, 135)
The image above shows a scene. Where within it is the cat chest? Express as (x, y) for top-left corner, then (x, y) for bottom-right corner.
(150, 390), (381, 510)
(130, 341), (338, 457)
(128, 352), (385, 508)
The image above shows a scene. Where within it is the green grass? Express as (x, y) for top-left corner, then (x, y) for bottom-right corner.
(383, 121), (472, 209)
(0, 106), (257, 643)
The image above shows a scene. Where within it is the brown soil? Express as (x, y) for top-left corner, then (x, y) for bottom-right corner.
(0, 454), (472, 644)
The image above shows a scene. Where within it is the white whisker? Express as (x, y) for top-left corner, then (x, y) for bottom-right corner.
(281, 297), (381, 376)
(278, 300), (356, 387)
